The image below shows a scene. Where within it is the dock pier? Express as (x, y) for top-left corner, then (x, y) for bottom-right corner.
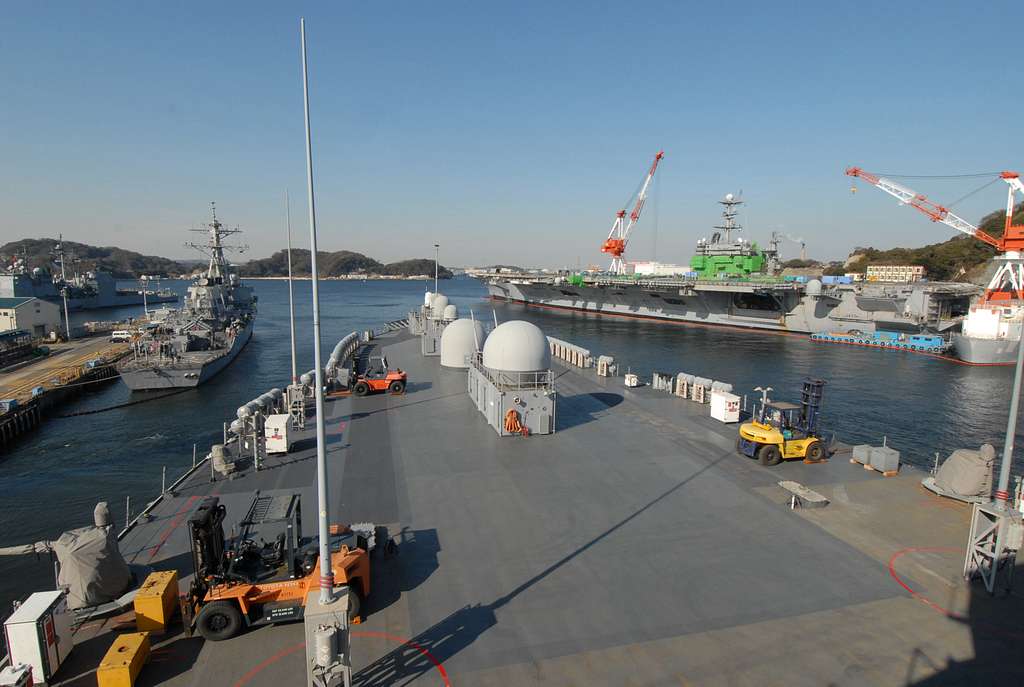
(0, 336), (130, 449)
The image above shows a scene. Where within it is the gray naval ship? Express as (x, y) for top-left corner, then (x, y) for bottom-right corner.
(0, 246), (178, 312)
(118, 207), (255, 390)
(3, 295), (1020, 686)
(484, 195), (981, 346)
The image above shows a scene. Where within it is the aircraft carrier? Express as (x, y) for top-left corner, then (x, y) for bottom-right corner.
(118, 208), (256, 390)
(2, 305), (1021, 685)
(484, 195), (981, 344)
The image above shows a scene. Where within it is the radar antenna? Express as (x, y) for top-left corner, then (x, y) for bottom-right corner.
(714, 192), (743, 244)
(185, 202), (249, 282)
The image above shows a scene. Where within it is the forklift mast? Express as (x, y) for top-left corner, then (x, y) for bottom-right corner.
(188, 497), (227, 587)
(799, 378), (826, 435)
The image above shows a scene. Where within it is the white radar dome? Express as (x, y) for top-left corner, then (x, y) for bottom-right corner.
(725, 193), (734, 201)
(482, 320), (551, 372)
(424, 291), (434, 306)
(442, 304), (457, 320)
(440, 319), (487, 368)
(805, 278), (823, 296)
(430, 293), (450, 318)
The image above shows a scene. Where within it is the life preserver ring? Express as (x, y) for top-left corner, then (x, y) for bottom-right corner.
(504, 408), (523, 434)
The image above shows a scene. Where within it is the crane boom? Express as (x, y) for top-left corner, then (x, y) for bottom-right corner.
(845, 167), (1000, 248)
(602, 151), (665, 274)
(846, 165), (1024, 302)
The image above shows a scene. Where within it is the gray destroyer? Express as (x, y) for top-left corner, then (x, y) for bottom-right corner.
(485, 195), (980, 342)
(118, 207), (256, 390)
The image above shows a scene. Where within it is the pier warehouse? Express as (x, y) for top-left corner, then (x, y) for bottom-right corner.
(0, 297), (62, 338)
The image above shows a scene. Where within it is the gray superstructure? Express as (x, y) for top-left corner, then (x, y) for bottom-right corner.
(118, 207), (256, 390)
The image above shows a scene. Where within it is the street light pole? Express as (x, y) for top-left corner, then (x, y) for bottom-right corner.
(300, 17), (334, 605)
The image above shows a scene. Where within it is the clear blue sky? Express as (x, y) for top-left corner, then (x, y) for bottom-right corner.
(1, 1), (1019, 268)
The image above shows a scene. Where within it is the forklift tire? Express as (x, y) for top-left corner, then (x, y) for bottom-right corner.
(388, 380), (405, 394)
(805, 442), (824, 462)
(196, 600), (244, 641)
(757, 444), (782, 467)
(353, 381), (370, 397)
(344, 584), (362, 621)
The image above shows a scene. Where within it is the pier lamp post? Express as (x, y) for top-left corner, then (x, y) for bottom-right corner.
(964, 259), (1024, 594)
(300, 18), (333, 605)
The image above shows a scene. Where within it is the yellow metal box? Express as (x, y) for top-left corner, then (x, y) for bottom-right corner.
(133, 571), (178, 632)
(96, 632), (149, 687)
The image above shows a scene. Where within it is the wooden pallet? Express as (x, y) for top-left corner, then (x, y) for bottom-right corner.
(850, 457), (898, 477)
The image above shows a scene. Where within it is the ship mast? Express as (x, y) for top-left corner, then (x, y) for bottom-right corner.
(186, 202), (246, 282)
(715, 193), (743, 243)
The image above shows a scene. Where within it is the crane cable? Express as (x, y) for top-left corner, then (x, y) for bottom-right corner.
(944, 177), (1002, 209)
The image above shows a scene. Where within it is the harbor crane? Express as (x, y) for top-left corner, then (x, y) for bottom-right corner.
(846, 167), (1024, 301)
(601, 151), (664, 275)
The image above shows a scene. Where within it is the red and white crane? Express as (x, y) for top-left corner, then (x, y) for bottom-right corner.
(846, 167), (1024, 301)
(601, 151), (664, 275)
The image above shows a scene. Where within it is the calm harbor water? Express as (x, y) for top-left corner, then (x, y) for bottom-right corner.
(2, 276), (1022, 615)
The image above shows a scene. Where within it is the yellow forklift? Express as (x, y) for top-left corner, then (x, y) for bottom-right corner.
(737, 379), (827, 466)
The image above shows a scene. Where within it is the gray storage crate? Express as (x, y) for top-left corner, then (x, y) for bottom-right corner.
(852, 445), (872, 464)
(870, 446), (900, 473)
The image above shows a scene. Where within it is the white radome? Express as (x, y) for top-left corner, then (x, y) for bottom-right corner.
(440, 319), (487, 368)
(482, 320), (551, 372)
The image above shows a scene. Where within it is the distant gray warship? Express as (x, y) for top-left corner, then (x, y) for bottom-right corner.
(119, 206), (256, 390)
(0, 241), (178, 312)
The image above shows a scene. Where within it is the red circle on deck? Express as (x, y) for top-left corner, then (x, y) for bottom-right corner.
(887, 546), (965, 619)
(232, 630), (451, 687)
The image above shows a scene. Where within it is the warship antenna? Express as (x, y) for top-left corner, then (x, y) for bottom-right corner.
(185, 202), (246, 282)
(434, 243), (439, 293)
(715, 192), (743, 244)
(300, 17), (334, 604)
(285, 190), (298, 385)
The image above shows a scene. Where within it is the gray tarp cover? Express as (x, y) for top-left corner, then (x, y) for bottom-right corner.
(51, 526), (132, 610)
(934, 444), (995, 499)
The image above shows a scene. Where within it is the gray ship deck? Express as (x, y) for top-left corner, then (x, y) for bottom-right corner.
(51, 330), (1023, 685)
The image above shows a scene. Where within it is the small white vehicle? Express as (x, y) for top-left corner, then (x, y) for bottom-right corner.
(110, 330), (133, 343)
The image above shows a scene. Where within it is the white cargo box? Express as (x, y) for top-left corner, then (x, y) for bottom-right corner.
(710, 391), (741, 423)
(3, 590), (73, 685)
(265, 413), (292, 454)
(0, 664), (32, 686)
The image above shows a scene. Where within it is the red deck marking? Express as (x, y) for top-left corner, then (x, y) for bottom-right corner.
(231, 630), (450, 687)
(889, 546), (1024, 641)
(146, 494), (201, 562)
(887, 546), (967, 618)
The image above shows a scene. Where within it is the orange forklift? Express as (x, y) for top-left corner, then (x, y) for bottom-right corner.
(351, 355), (406, 396)
(182, 492), (386, 641)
